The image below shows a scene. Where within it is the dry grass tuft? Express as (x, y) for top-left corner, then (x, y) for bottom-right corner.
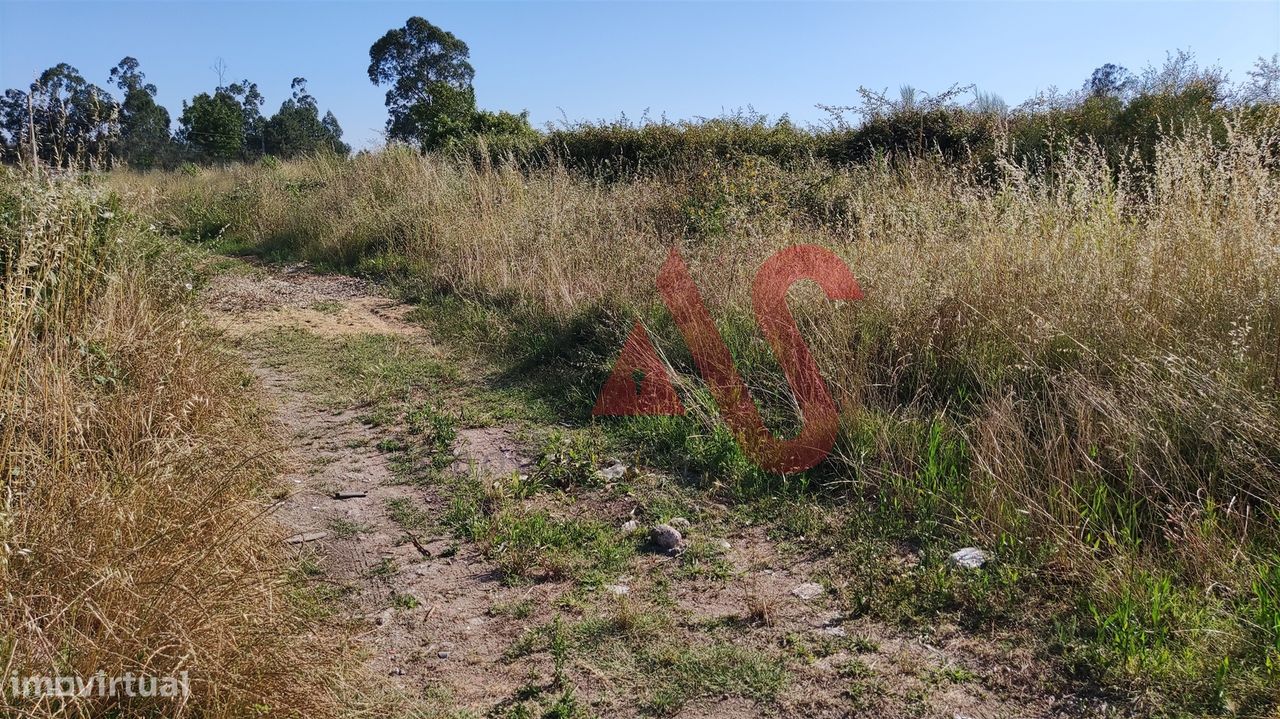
(0, 170), (342, 717)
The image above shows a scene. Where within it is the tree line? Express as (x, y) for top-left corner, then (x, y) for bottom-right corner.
(361, 18), (1280, 176)
(2, 16), (1278, 173)
(0, 57), (349, 169)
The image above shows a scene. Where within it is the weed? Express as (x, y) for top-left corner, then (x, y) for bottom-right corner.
(643, 644), (788, 714)
(370, 558), (399, 579)
(491, 599), (536, 619)
(386, 497), (431, 532)
(535, 430), (602, 488)
(309, 299), (343, 314)
(406, 401), (458, 464)
(329, 517), (370, 539)
(391, 593), (420, 610)
(377, 437), (406, 452)
(675, 540), (733, 581)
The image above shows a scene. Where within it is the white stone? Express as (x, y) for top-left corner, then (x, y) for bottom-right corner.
(791, 582), (825, 601)
(948, 547), (992, 569)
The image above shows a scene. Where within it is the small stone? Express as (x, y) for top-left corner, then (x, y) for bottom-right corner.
(437, 651), (450, 659)
(791, 582), (825, 601)
(818, 626), (847, 637)
(620, 519), (639, 535)
(605, 584), (630, 596)
(597, 460), (630, 482)
(332, 489), (367, 499)
(948, 547), (992, 569)
(668, 517), (691, 531)
(650, 524), (682, 550)
(390, 666), (405, 676)
(284, 531), (327, 544)
(715, 539), (731, 551)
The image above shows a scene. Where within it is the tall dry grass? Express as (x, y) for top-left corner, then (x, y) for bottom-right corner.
(0, 170), (339, 717)
(122, 129), (1280, 545)
(116, 120), (1280, 705)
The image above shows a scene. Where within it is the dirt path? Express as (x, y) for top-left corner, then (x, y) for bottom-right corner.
(207, 263), (548, 708)
(204, 261), (1105, 719)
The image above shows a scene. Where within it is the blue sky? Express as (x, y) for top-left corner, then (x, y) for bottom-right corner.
(2, 1), (1277, 150)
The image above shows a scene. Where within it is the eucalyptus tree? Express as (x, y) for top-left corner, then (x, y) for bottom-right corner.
(264, 77), (350, 158)
(1, 63), (119, 168)
(368, 16), (476, 149)
(109, 57), (173, 168)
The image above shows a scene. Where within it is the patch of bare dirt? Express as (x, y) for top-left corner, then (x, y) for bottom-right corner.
(207, 262), (416, 338)
(451, 426), (529, 476)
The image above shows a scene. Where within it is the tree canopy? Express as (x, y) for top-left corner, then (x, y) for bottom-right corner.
(1, 63), (119, 168)
(179, 89), (245, 162)
(263, 78), (350, 158)
(110, 57), (175, 168)
(368, 16), (479, 148)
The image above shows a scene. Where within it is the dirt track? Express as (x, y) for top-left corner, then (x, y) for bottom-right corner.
(204, 261), (1105, 719)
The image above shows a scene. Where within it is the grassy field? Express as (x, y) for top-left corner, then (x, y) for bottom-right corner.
(5, 112), (1279, 716)
(109, 120), (1280, 714)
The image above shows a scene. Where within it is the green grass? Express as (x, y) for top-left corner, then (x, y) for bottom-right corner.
(533, 429), (604, 489)
(674, 540), (733, 581)
(328, 518), (370, 539)
(309, 299), (343, 314)
(504, 604), (789, 717)
(369, 558), (399, 579)
(248, 327), (455, 414)
(385, 497), (431, 532)
(405, 401), (458, 458)
(643, 643), (788, 715)
(284, 556), (352, 620)
(490, 599), (536, 620)
(249, 325), (467, 487)
(782, 631), (867, 665)
(487, 508), (632, 586)
(401, 294), (610, 424)
(390, 592), (420, 610)
(440, 466), (637, 587)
